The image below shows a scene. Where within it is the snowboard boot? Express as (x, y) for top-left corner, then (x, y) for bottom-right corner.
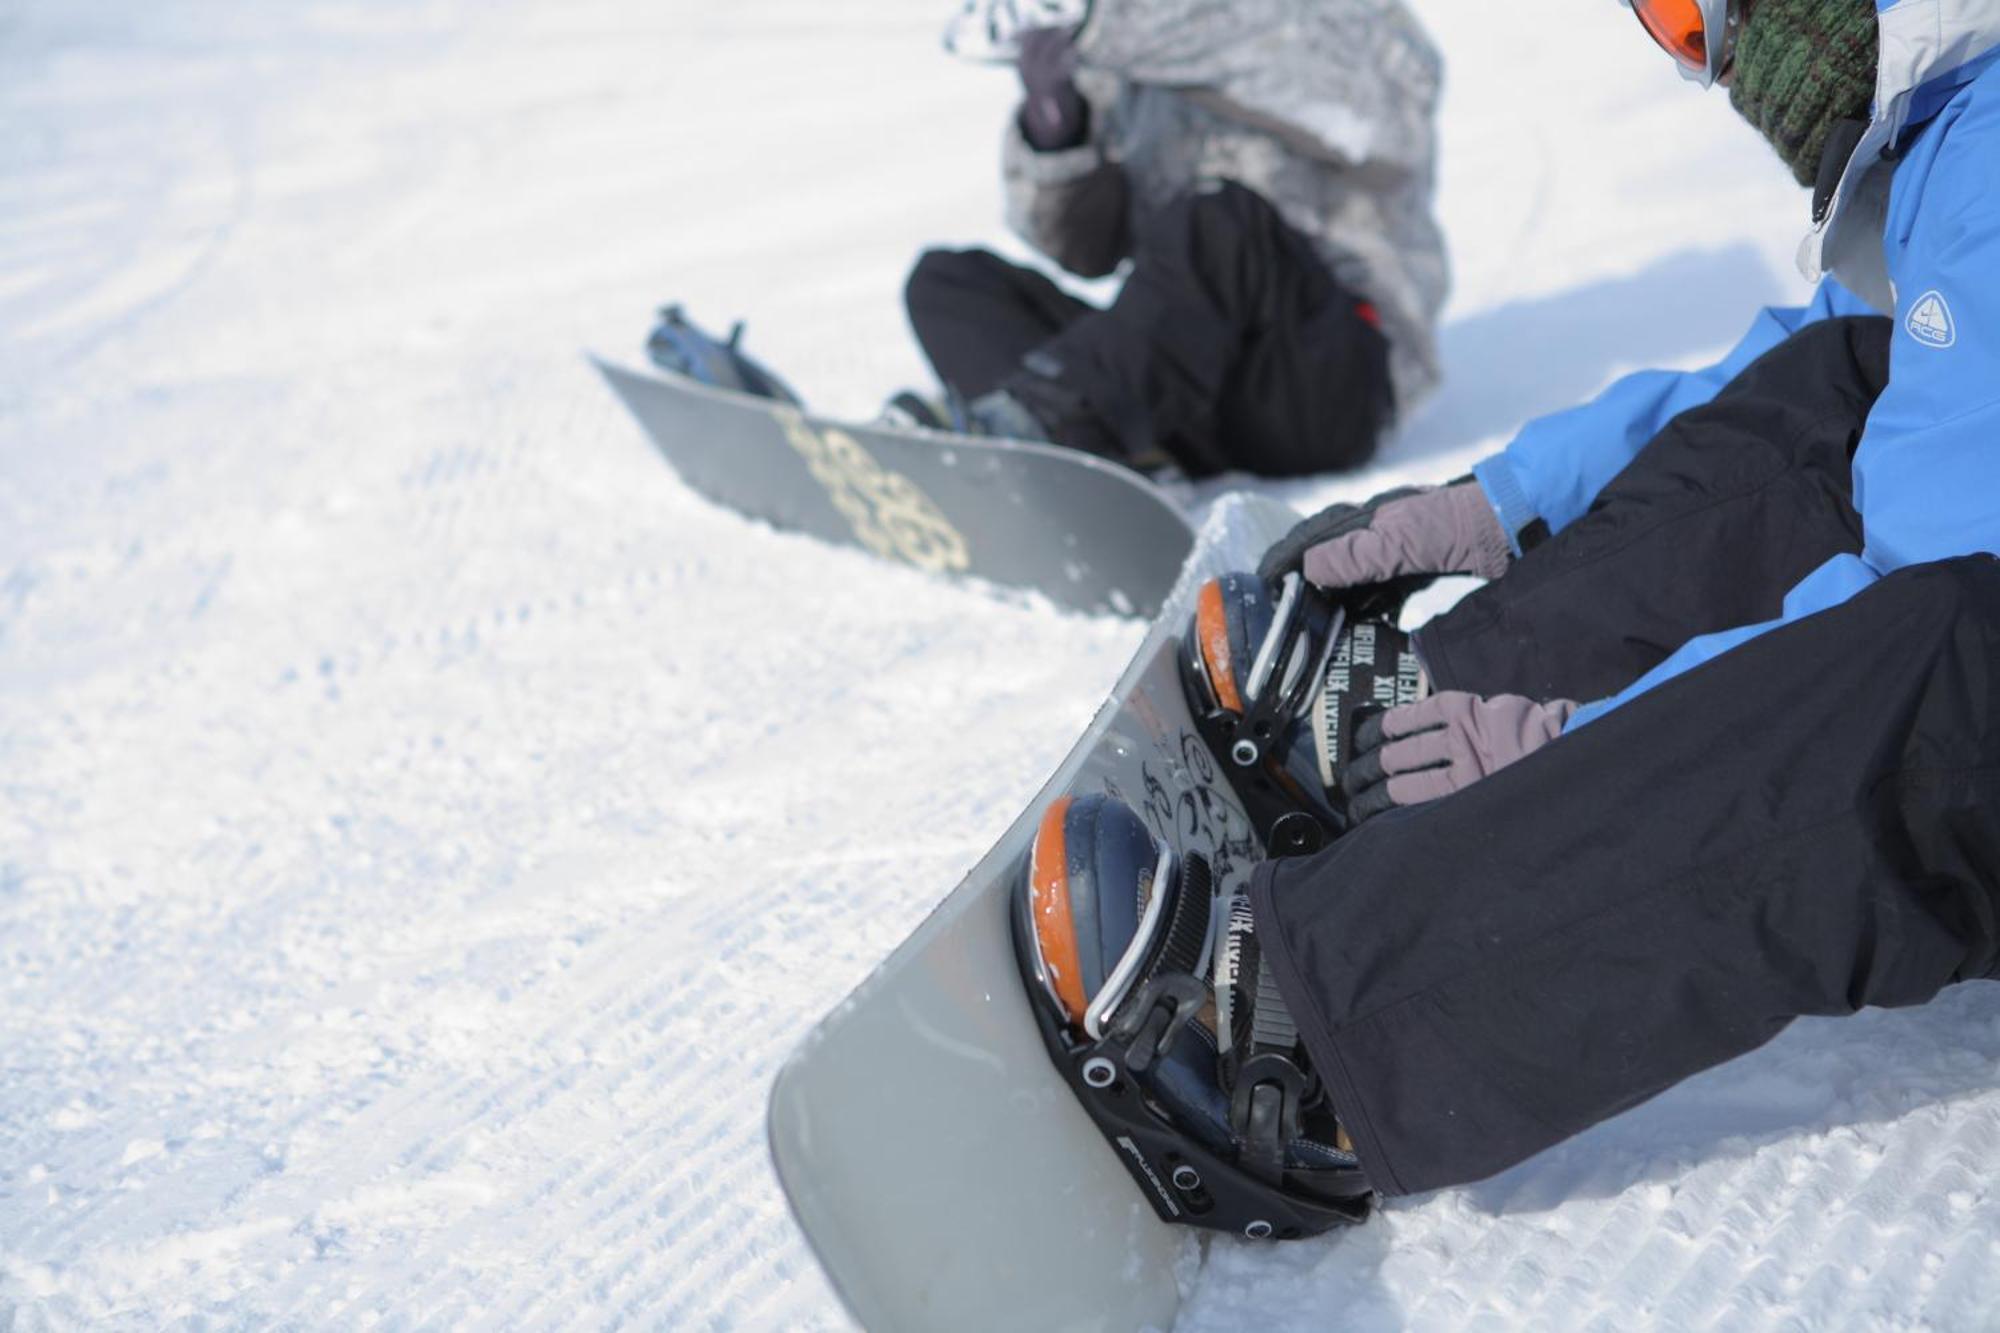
(958, 387), (1059, 445)
(992, 351), (1178, 472)
(879, 389), (953, 432)
(645, 304), (803, 405)
(1179, 571), (1428, 856)
(879, 384), (1104, 455)
(1012, 792), (1372, 1239)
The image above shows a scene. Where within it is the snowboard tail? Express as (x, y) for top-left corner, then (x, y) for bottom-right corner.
(767, 497), (1310, 1333)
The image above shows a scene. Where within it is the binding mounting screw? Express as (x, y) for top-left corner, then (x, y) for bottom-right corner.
(1082, 1057), (1117, 1088)
(1231, 739), (1259, 766)
(1244, 1220), (1275, 1240)
(1171, 1165), (1202, 1192)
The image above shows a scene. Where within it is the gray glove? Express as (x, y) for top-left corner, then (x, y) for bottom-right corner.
(1259, 477), (1512, 589)
(1343, 691), (1576, 821)
(1016, 26), (1087, 150)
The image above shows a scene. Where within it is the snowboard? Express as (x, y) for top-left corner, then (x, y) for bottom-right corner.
(767, 495), (1300, 1333)
(589, 353), (1195, 619)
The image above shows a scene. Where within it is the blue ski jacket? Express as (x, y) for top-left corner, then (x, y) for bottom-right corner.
(1470, 3), (2000, 729)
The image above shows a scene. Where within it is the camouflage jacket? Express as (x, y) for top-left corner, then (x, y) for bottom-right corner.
(1002, 0), (1448, 413)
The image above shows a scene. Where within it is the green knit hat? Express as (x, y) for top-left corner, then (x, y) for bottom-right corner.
(1728, 0), (1880, 186)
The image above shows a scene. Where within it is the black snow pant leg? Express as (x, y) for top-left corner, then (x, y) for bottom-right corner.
(1255, 556), (2000, 1197)
(903, 248), (1096, 401)
(1416, 315), (1894, 701)
(1015, 181), (1394, 479)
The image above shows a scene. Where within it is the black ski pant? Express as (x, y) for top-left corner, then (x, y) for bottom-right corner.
(1254, 315), (2000, 1195)
(903, 181), (1393, 478)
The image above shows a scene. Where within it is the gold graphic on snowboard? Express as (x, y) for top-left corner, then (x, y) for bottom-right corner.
(775, 407), (972, 573)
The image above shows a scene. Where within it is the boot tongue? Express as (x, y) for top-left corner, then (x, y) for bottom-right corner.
(1309, 616), (1427, 794)
(1727, 0), (1878, 188)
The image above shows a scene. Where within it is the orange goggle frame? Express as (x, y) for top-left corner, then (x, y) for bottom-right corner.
(1630, 0), (1736, 87)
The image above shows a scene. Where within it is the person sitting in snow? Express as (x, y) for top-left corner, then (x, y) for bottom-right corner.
(900, 0), (1449, 478)
(1026, 0), (2000, 1218)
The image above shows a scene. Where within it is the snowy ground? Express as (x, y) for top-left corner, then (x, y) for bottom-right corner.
(4, 0), (1999, 1329)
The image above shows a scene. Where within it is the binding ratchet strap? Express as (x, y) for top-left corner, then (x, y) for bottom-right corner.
(1228, 932), (1313, 1187)
(1104, 853), (1214, 1074)
(1248, 956), (1299, 1056)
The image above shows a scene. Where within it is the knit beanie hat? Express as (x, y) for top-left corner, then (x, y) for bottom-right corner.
(1728, 0), (1879, 186)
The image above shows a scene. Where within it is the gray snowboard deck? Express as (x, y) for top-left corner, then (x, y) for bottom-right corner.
(768, 496), (1299, 1333)
(591, 355), (1195, 619)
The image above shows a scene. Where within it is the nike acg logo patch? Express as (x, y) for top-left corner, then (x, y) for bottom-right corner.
(1906, 290), (1957, 349)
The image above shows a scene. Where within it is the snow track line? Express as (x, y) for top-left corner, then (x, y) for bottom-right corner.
(262, 912), (862, 1327)
(12, 644), (994, 1320)
(429, 900), (935, 1310)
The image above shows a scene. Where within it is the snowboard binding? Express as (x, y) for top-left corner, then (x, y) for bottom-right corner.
(645, 304), (803, 405)
(1179, 571), (1425, 857)
(1011, 793), (1372, 1239)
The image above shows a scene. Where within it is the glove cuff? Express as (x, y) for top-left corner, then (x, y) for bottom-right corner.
(1470, 457), (1540, 556)
(1539, 697), (1578, 740)
(1444, 479), (1514, 581)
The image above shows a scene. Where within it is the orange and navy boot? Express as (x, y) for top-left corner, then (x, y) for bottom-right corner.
(1011, 792), (1372, 1238)
(1179, 571), (1427, 856)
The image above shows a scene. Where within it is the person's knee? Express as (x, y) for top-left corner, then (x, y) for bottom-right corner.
(903, 247), (961, 315)
(1788, 314), (1892, 387)
(1187, 180), (1279, 230)
(1140, 181), (1279, 257)
(904, 246), (1024, 318)
(1905, 556), (2000, 622)
(1737, 316), (1893, 419)
(1847, 558), (2000, 670)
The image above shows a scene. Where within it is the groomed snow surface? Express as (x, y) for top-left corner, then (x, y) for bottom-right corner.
(4, 0), (1998, 1327)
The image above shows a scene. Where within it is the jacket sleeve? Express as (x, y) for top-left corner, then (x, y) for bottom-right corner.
(1568, 75), (2000, 732)
(1001, 96), (1132, 279)
(1471, 278), (1877, 551)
